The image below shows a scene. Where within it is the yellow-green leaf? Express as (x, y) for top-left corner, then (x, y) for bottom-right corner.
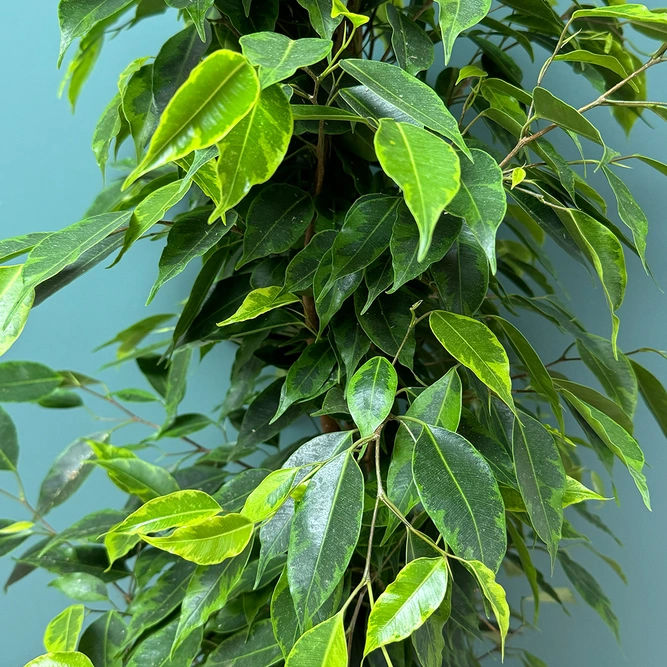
(141, 514), (253, 565)
(0, 265), (34, 358)
(364, 558), (448, 655)
(331, 0), (368, 28)
(437, 0), (492, 64)
(24, 653), (94, 667)
(241, 467), (298, 523)
(563, 476), (609, 507)
(217, 286), (299, 327)
(375, 119), (461, 261)
(125, 50), (260, 186)
(44, 604), (85, 653)
(285, 611), (347, 666)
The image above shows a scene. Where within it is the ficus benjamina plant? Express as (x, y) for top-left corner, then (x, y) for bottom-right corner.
(2, 0), (667, 665)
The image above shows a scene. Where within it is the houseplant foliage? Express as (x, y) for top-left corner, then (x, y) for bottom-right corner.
(2, 0), (667, 664)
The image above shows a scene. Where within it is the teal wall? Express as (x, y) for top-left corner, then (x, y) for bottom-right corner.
(1, 4), (666, 666)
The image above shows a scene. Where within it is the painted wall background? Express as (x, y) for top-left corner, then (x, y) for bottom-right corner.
(0, 3), (665, 666)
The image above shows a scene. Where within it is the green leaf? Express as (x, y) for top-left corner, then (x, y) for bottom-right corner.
(274, 342), (337, 421)
(88, 442), (179, 502)
(15, 211), (132, 310)
(348, 356), (398, 438)
(340, 59), (470, 156)
(327, 195), (399, 283)
(125, 50), (260, 185)
(284, 230), (336, 294)
(49, 574), (108, 603)
(297, 0), (342, 39)
(242, 468), (298, 522)
(0, 406), (18, 471)
(92, 93), (122, 176)
(57, 0), (134, 66)
(492, 317), (563, 427)
(122, 63), (158, 158)
(573, 4), (667, 25)
(562, 390), (650, 509)
(78, 611), (126, 667)
(631, 359), (667, 439)
(365, 558), (448, 655)
(286, 612), (347, 667)
(429, 310), (514, 411)
(558, 551), (619, 640)
(313, 255), (363, 333)
(563, 476), (608, 507)
(445, 148), (506, 273)
(239, 185), (313, 267)
(436, 0), (492, 64)
(211, 84), (293, 221)
(0, 361), (62, 403)
(142, 514), (253, 565)
(105, 533), (140, 566)
(414, 425), (506, 571)
(386, 4), (434, 75)
(214, 470), (270, 511)
(110, 490), (222, 535)
(512, 412), (566, 563)
(147, 210), (231, 303)
(386, 368), (462, 541)
(288, 451), (363, 624)
(44, 604), (85, 652)
(375, 119), (461, 261)
(553, 50), (637, 89)
(126, 619), (202, 667)
(533, 87), (603, 145)
(602, 165), (648, 269)
(166, 0), (214, 40)
(389, 206), (461, 294)
(37, 438), (96, 515)
(218, 286), (299, 327)
(432, 225), (489, 316)
(271, 568), (300, 656)
(173, 541), (251, 652)
(24, 653), (94, 667)
(206, 618), (282, 666)
(463, 559), (510, 657)
(240, 32), (332, 88)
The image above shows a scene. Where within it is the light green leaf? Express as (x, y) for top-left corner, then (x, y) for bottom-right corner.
(365, 558), (448, 655)
(217, 286), (299, 327)
(602, 165), (648, 269)
(104, 532), (140, 566)
(286, 612), (347, 667)
(347, 356), (398, 438)
(0, 266), (33, 359)
(0, 361), (62, 403)
(533, 87), (603, 145)
(386, 4), (434, 75)
(288, 451), (363, 624)
(512, 412), (566, 564)
(57, 0), (134, 66)
(44, 604), (85, 652)
(211, 83), (293, 221)
(429, 310), (514, 410)
(240, 32), (332, 88)
(375, 119), (461, 260)
(173, 540), (251, 652)
(24, 653), (94, 667)
(290, 105), (367, 123)
(297, 0), (342, 39)
(242, 468), (298, 523)
(239, 185), (313, 267)
(554, 50), (638, 90)
(445, 148), (506, 273)
(110, 490), (221, 535)
(414, 425), (506, 572)
(559, 209), (626, 349)
(125, 50), (260, 185)
(92, 93), (122, 176)
(562, 390), (650, 509)
(436, 0), (492, 64)
(142, 514), (252, 565)
(331, 0), (368, 28)
(463, 559), (510, 658)
(573, 4), (667, 25)
(49, 574), (108, 603)
(563, 476), (608, 507)
(340, 59), (470, 156)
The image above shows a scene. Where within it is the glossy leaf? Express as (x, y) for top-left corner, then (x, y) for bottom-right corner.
(512, 412), (566, 563)
(240, 32), (332, 88)
(430, 310), (514, 410)
(288, 451), (363, 624)
(218, 286), (299, 327)
(375, 119), (461, 261)
(386, 4), (434, 75)
(632, 359), (667, 439)
(365, 558), (448, 655)
(242, 467), (298, 522)
(446, 148), (506, 273)
(49, 574), (108, 602)
(212, 83), (293, 220)
(25, 653), (94, 667)
(44, 604), (85, 652)
(0, 405), (18, 471)
(437, 0), (492, 63)
(206, 618), (282, 666)
(78, 611), (126, 667)
(297, 0), (342, 39)
(126, 50), (260, 185)
(347, 356), (398, 438)
(533, 87), (603, 144)
(285, 612), (347, 667)
(414, 425), (506, 572)
(142, 514), (253, 565)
